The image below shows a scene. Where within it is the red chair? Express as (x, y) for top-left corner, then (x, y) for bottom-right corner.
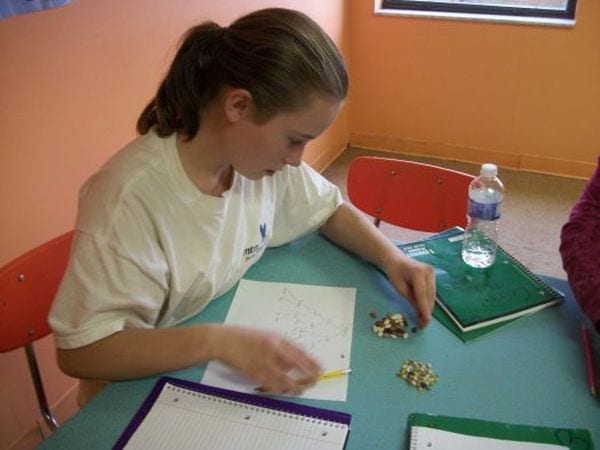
(0, 231), (73, 432)
(347, 156), (475, 232)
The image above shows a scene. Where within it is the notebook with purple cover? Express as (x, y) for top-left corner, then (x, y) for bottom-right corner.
(113, 376), (351, 450)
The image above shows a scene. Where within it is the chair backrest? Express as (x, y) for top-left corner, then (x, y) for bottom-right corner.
(0, 231), (73, 352)
(347, 156), (475, 232)
(0, 231), (73, 432)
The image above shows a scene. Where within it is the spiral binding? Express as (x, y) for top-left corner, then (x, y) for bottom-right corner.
(166, 384), (347, 429)
(408, 426), (420, 450)
(496, 243), (563, 299)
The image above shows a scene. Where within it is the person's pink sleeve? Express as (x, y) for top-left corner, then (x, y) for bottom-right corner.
(560, 156), (600, 330)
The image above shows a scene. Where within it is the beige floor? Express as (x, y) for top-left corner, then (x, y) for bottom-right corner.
(323, 146), (588, 279)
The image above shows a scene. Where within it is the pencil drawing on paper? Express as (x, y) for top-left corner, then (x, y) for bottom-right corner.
(274, 286), (350, 350)
(201, 279), (355, 401)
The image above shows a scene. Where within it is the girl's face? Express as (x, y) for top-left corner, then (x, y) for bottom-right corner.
(227, 94), (342, 180)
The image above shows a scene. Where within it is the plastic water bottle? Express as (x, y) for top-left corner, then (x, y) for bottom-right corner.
(461, 163), (504, 269)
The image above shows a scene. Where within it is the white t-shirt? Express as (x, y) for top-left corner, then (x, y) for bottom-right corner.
(50, 131), (342, 349)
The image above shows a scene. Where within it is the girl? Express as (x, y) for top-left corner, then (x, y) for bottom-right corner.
(50, 8), (435, 405)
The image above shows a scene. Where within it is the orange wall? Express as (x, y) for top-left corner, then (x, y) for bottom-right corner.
(0, 1), (349, 447)
(4, 0), (600, 445)
(348, 0), (600, 178)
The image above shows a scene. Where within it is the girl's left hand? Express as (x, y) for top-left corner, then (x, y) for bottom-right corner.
(383, 252), (436, 327)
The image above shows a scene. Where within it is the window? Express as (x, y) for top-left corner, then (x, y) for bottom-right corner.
(376, 0), (577, 26)
(1, 0), (77, 20)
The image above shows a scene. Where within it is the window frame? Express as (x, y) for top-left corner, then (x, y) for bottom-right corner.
(376, 0), (577, 27)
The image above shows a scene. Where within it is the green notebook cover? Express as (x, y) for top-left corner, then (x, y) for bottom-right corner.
(431, 303), (512, 343)
(398, 227), (563, 341)
(407, 413), (594, 449)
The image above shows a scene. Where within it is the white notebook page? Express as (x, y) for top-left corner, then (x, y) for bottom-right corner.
(202, 280), (355, 401)
(410, 426), (568, 450)
(123, 382), (349, 450)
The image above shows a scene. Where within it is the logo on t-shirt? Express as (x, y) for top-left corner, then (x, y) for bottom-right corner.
(259, 223), (267, 241)
(243, 223), (268, 262)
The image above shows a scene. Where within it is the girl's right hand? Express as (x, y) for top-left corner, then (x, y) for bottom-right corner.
(212, 325), (322, 395)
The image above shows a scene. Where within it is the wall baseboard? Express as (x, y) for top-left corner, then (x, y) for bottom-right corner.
(308, 144), (349, 173)
(349, 133), (596, 180)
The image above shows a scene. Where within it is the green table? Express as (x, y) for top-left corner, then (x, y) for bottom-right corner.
(39, 233), (599, 449)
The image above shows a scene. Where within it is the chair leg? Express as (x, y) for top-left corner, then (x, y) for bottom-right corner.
(24, 343), (59, 431)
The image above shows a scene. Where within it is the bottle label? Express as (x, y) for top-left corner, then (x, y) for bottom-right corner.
(468, 198), (502, 220)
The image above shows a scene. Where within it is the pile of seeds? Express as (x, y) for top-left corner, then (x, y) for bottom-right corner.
(396, 360), (439, 391)
(371, 312), (410, 339)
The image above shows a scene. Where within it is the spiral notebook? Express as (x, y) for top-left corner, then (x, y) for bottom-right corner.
(407, 413), (593, 450)
(113, 376), (351, 450)
(398, 227), (563, 341)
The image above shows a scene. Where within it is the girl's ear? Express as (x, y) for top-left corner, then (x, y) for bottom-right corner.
(223, 88), (253, 123)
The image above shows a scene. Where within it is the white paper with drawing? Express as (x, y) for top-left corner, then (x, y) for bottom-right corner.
(201, 279), (356, 401)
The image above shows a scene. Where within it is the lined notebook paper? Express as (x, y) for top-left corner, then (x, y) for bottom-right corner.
(407, 414), (592, 450)
(410, 427), (567, 450)
(114, 377), (351, 450)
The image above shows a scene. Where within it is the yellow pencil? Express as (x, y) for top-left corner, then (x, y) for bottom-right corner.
(317, 368), (352, 380)
(255, 368), (352, 392)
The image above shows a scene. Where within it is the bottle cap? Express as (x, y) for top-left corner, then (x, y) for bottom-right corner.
(480, 163), (498, 178)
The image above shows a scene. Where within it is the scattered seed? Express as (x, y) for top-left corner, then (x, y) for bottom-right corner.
(396, 359), (439, 391)
(372, 312), (410, 339)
